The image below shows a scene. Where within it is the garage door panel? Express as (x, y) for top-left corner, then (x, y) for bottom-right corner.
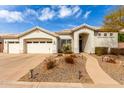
(9, 43), (20, 54)
(27, 43), (53, 53)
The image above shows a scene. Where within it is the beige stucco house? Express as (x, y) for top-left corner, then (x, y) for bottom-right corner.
(0, 24), (118, 54)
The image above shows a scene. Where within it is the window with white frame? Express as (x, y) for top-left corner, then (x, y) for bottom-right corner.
(61, 39), (72, 47)
(104, 33), (107, 36)
(110, 33), (113, 36)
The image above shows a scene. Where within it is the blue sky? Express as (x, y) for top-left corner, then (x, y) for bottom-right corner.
(0, 5), (118, 34)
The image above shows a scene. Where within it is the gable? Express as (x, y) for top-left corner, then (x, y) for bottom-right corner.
(18, 27), (58, 38)
(20, 29), (57, 39)
(72, 25), (96, 33)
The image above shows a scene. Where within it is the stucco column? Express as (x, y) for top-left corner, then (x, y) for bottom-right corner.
(54, 39), (58, 53)
(73, 33), (79, 53)
(52, 38), (58, 53)
(4, 41), (9, 53)
(19, 39), (24, 53)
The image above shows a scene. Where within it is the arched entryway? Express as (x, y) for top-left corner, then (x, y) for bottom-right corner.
(73, 29), (95, 53)
(79, 33), (89, 52)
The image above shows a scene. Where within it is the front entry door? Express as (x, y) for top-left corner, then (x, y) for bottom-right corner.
(79, 40), (82, 52)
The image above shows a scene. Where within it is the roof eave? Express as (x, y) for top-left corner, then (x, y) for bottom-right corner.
(18, 26), (59, 38)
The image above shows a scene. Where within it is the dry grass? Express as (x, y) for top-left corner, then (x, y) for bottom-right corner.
(19, 54), (93, 84)
(57, 53), (63, 57)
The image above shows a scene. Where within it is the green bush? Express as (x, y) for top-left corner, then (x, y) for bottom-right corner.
(58, 49), (62, 53)
(95, 47), (108, 56)
(62, 44), (72, 54)
(118, 33), (124, 42)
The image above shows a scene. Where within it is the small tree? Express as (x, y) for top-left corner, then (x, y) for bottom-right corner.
(102, 6), (124, 31)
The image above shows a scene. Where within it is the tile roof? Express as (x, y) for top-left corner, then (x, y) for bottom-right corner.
(0, 24), (119, 38)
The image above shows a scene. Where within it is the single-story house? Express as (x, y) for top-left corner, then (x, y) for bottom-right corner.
(0, 24), (119, 54)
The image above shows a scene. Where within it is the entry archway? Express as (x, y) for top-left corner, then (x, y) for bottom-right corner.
(73, 28), (95, 53)
(79, 33), (89, 52)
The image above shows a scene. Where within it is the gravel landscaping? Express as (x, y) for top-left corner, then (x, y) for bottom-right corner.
(93, 54), (124, 84)
(19, 54), (93, 84)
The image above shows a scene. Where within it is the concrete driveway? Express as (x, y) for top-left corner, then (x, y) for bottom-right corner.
(0, 53), (49, 81)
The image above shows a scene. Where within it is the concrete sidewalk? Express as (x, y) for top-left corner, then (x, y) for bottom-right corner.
(0, 81), (83, 88)
(83, 53), (119, 85)
(0, 81), (123, 88)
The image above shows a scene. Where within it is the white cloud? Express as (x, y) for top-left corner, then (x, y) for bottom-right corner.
(58, 6), (81, 18)
(0, 10), (23, 23)
(68, 24), (77, 28)
(58, 6), (72, 18)
(39, 8), (55, 21)
(75, 10), (82, 18)
(83, 11), (92, 19)
(0, 6), (83, 23)
(24, 8), (38, 17)
(71, 6), (80, 14)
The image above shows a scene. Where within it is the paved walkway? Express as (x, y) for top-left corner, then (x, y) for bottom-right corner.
(83, 53), (119, 85)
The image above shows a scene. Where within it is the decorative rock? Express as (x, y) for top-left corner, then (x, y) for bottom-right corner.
(102, 56), (110, 62)
(102, 56), (116, 64)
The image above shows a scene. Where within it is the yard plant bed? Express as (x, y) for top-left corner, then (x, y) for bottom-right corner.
(93, 54), (124, 84)
(19, 54), (93, 84)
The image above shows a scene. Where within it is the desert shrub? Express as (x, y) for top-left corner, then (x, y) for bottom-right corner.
(110, 48), (124, 55)
(102, 56), (116, 64)
(62, 44), (73, 54)
(70, 54), (77, 58)
(110, 48), (120, 55)
(57, 53), (63, 56)
(106, 58), (116, 64)
(58, 49), (62, 53)
(46, 60), (56, 70)
(65, 56), (75, 64)
(95, 47), (108, 56)
(119, 48), (124, 55)
(108, 59), (116, 64)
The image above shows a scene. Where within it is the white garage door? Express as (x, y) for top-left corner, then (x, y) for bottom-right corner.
(26, 41), (53, 53)
(8, 42), (20, 54)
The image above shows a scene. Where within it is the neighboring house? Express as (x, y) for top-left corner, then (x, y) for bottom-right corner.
(0, 24), (119, 54)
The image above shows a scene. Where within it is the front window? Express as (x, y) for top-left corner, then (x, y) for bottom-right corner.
(47, 41), (52, 43)
(110, 33), (113, 36)
(98, 33), (101, 36)
(104, 33), (107, 36)
(61, 39), (72, 47)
